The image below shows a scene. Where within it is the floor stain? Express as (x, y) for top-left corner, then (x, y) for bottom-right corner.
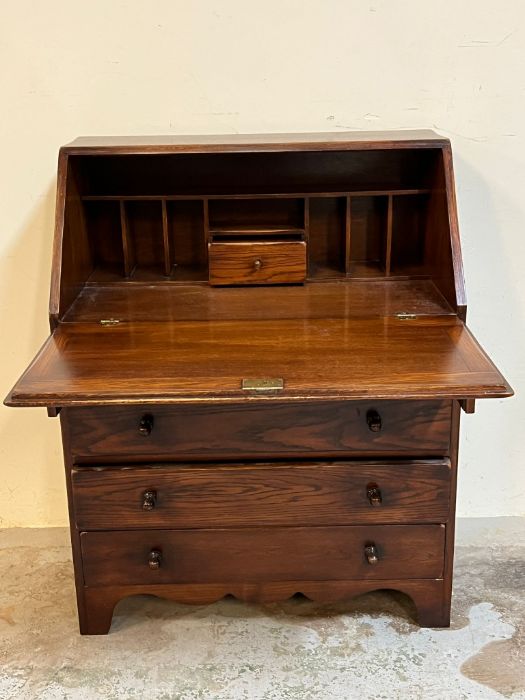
(0, 605), (16, 626)
(461, 636), (525, 697)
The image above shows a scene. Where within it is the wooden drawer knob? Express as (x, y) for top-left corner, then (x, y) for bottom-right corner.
(366, 409), (382, 432)
(253, 258), (263, 271)
(364, 544), (379, 565)
(367, 484), (382, 506)
(138, 414), (154, 436)
(142, 489), (157, 511)
(148, 549), (162, 570)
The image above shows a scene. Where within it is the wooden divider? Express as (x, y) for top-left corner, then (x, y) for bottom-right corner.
(86, 189), (430, 282)
(161, 200), (171, 276)
(119, 201), (135, 278)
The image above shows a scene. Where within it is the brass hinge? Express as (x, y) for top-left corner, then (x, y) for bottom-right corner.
(99, 318), (121, 326)
(395, 312), (417, 320)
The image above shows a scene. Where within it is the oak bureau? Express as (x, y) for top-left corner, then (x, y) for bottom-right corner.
(5, 131), (513, 634)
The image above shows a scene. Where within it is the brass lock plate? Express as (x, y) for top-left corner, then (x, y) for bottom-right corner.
(241, 377), (284, 392)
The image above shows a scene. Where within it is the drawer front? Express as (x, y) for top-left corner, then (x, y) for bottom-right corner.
(72, 460), (451, 529)
(80, 525), (446, 586)
(208, 240), (306, 285)
(65, 400), (452, 462)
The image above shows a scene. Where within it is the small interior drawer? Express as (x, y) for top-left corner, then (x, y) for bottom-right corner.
(208, 240), (307, 285)
(71, 460), (451, 530)
(80, 524), (446, 586)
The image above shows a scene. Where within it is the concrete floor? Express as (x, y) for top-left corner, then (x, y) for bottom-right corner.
(0, 519), (524, 700)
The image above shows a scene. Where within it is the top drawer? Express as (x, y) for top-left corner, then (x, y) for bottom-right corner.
(64, 400), (451, 463)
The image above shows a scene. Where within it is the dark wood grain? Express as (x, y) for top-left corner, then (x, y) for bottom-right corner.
(71, 460), (451, 529)
(49, 150), (69, 327)
(209, 240), (306, 285)
(45, 134), (467, 316)
(442, 394), (461, 628)
(58, 399), (92, 637)
(63, 401), (451, 461)
(80, 578), (450, 634)
(71, 150), (441, 203)
(5, 317), (512, 407)
(161, 200), (171, 276)
(348, 195), (388, 273)
(209, 197), (304, 230)
(119, 201), (135, 277)
(82, 189), (432, 202)
(422, 150), (463, 316)
(308, 197), (346, 276)
(442, 144), (467, 318)
(63, 280), (455, 323)
(63, 130), (449, 155)
(7, 130), (513, 635)
(80, 524), (446, 586)
(49, 154), (93, 327)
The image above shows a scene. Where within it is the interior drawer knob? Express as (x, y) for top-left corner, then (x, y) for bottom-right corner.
(253, 258), (263, 271)
(367, 484), (382, 506)
(142, 489), (157, 511)
(366, 409), (382, 432)
(138, 414), (154, 436)
(364, 544), (379, 565)
(148, 549), (162, 570)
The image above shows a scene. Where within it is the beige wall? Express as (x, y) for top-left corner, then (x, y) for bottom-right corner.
(1, 1), (523, 526)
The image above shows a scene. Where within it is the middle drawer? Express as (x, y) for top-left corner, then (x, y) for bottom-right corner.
(72, 460), (451, 530)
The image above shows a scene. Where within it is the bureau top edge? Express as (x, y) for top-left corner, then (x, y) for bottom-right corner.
(61, 130), (449, 155)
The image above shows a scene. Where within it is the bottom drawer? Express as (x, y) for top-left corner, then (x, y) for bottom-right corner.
(80, 525), (445, 586)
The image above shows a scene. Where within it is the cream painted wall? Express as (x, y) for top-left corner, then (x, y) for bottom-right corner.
(0, 1), (523, 526)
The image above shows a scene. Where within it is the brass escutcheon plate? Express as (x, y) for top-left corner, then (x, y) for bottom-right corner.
(241, 377), (284, 392)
